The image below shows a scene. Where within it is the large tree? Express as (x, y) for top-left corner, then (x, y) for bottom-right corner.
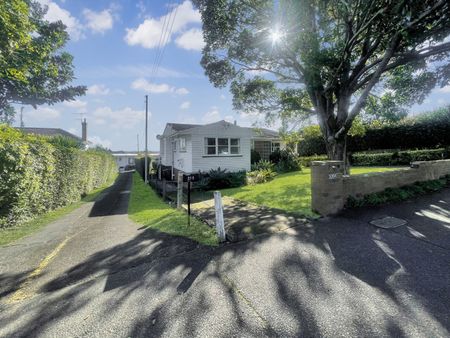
(193, 0), (450, 159)
(0, 0), (86, 124)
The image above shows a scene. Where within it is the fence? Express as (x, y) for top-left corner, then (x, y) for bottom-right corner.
(311, 159), (450, 216)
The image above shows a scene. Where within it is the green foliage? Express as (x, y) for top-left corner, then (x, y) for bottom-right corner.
(298, 155), (329, 167)
(199, 167), (247, 191)
(0, 0), (86, 118)
(298, 106), (450, 156)
(0, 125), (116, 228)
(246, 168), (276, 185)
(251, 149), (261, 164)
(351, 148), (449, 166)
(269, 149), (301, 173)
(129, 173), (217, 246)
(346, 176), (450, 208)
(194, 0), (450, 160)
(251, 159), (275, 171)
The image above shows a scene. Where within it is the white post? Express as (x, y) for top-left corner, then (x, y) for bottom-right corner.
(214, 191), (226, 242)
(177, 172), (183, 209)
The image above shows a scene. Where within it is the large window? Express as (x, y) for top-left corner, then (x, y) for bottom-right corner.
(204, 137), (241, 156)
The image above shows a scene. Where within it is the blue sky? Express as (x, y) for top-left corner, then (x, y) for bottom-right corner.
(14, 0), (450, 150)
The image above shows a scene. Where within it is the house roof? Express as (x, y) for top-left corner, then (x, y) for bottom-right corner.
(167, 123), (201, 131)
(161, 121), (280, 139)
(19, 127), (82, 141)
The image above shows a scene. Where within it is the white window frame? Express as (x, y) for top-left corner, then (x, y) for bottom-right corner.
(204, 137), (241, 156)
(271, 141), (281, 152)
(179, 137), (187, 152)
(172, 139), (177, 152)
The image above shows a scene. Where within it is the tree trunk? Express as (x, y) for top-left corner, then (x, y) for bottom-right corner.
(326, 137), (346, 161)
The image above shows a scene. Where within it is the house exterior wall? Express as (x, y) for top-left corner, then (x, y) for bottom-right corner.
(190, 123), (252, 173)
(114, 155), (136, 169)
(173, 135), (193, 173)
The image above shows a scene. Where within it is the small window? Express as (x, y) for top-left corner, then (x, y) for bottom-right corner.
(128, 158), (134, 164)
(179, 137), (186, 151)
(230, 138), (240, 154)
(272, 142), (280, 152)
(218, 138), (229, 155)
(172, 140), (177, 152)
(205, 138), (216, 155)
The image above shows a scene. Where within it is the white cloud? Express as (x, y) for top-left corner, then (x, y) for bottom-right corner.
(131, 78), (189, 95)
(83, 8), (114, 34)
(125, 0), (201, 49)
(63, 99), (87, 109)
(224, 115), (235, 123)
(88, 136), (112, 149)
(93, 106), (146, 129)
(175, 28), (205, 51)
(220, 94), (226, 100)
(26, 107), (60, 121)
(438, 85), (450, 93)
(175, 87), (189, 95)
(87, 84), (110, 96)
(37, 0), (84, 41)
(180, 101), (191, 109)
(202, 107), (221, 124)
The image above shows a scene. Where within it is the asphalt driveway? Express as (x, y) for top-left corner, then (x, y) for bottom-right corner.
(0, 173), (449, 337)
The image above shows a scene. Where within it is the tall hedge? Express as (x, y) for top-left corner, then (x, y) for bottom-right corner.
(298, 106), (450, 156)
(0, 125), (117, 228)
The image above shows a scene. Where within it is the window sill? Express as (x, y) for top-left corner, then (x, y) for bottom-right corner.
(202, 154), (243, 158)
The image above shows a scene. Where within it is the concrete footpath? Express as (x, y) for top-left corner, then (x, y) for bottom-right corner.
(0, 173), (449, 337)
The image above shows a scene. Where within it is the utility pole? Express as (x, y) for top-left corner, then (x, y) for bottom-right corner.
(144, 95), (149, 184)
(20, 107), (24, 128)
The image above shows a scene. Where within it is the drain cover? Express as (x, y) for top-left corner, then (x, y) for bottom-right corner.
(370, 216), (407, 229)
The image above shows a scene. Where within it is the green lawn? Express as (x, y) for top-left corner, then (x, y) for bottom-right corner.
(128, 172), (218, 246)
(219, 167), (401, 217)
(0, 175), (118, 247)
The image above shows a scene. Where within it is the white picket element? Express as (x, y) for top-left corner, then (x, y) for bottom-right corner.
(214, 191), (226, 242)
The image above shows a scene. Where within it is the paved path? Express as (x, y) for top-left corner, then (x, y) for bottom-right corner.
(189, 197), (310, 241)
(0, 174), (449, 337)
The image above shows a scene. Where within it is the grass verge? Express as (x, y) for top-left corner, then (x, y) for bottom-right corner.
(0, 174), (118, 247)
(128, 172), (218, 246)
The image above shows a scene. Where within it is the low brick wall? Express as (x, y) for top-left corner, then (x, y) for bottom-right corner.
(311, 160), (450, 216)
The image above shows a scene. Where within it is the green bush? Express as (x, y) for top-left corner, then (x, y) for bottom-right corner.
(246, 168), (276, 185)
(346, 176), (450, 208)
(199, 167), (247, 190)
(298, 155), (328, 167)
(270, 149), (301, 172)
(297, 106), (450, 156)
(351, 148), (449, 166)
(251, 149), (261, 164)
(0, 125), (116, 228)
(251, 159), (275, 171)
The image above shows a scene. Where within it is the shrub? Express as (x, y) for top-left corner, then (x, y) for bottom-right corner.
(297, 106), (450, 156)
(247, 168), (276, 185)
(298, 155), (328, 167)
(346, 176), (450, 208)
(351, 148), (449, 166)
(198, 167), (247, 190)
(270, 149), (301, 172)
(0, 125), (116, 228)
(251, 159), (275, 171)
(251, 149), (261, 164)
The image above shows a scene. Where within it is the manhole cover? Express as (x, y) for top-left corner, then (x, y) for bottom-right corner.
(370, 216), (407, 229)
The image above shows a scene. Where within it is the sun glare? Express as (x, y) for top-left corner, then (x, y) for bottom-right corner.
(270, 29), (284, 44)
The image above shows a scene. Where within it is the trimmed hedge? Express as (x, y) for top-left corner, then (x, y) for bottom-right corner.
(298, 155), (328, 167)
(0, 125), (117, 228)
(298, 106), (450, 156)
(351, 148), (449, 166)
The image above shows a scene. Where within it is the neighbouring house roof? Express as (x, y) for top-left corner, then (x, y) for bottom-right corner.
(19, 127), (82, 141)
(249, 127), (279, 139)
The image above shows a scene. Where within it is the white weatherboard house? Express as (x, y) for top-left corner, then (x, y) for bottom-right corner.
(157, 120), (283, 177)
